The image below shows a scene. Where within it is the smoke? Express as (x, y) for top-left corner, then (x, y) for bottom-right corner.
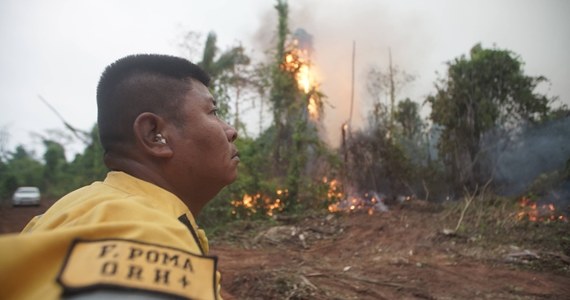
(484, 117), (570, 208)
(248, 0), (435, 146)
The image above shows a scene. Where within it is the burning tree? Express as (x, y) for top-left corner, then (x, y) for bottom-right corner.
(205, 0), (335, 221)
(266, 0), (327, 212)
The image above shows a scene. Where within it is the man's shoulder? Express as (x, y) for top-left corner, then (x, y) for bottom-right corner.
(23, 181), (134, 230)
(24, 180), (177, 234)
(45, 180), (117, 211)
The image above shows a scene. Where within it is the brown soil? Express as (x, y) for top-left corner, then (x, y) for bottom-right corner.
(210, 201), (570, 300)
(2, 199), (568, 299)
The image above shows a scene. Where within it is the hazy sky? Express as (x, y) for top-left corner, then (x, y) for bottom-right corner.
(1, 0), (568, 157)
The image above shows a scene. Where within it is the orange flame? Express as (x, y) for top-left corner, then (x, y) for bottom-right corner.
(325, 179), (393, 215)
(282, 39), (319, 120)
(231, 190), (286, 217)
(298, 64), (311, 93)
(323, 177), (344, 213)
(307, 95), (319, 120)
(516, 197), (568, 223)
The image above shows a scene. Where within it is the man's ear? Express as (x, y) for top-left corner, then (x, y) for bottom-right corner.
(133, 112), (174, 158)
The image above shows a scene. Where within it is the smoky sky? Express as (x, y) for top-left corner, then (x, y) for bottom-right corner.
(249, 0), (570, 146)
(483, 117), (570, 197)
(0, 0), (568, 154)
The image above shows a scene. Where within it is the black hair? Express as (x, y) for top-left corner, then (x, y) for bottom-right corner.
(96, 54), (210, 152)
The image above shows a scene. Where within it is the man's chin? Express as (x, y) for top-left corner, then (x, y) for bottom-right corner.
(228, 173), (238, 184)
(224, 171), (238, 185)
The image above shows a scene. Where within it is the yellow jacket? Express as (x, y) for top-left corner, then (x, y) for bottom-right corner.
(0, 171), (221, 300)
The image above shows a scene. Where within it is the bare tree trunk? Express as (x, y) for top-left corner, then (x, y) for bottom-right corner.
(388, 48), (395, 137)
(348, 41), (355, 131)
(233, 66), (241, 130)
(259, 94), (263, 135)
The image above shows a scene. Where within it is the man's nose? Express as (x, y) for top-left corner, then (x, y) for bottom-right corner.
(226, 126), (238, 142)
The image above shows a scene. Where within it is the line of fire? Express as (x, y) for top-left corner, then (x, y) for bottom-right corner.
(15, 1), (566, 228)
(228, 26), (568, 225)
(7, 0), (563, 231)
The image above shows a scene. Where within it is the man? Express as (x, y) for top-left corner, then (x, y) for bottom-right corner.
(0, 54), (239, 299)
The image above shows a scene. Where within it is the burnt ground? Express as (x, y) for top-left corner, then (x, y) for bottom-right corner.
(1, 199), (569, 299)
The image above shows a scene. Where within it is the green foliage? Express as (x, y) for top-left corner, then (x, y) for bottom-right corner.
(426, 44), (552, 189)
(66, 125), (107, 190)
(42, 140), (68, 197)
(526, 170), (567, 195)
(395, 98), (423, 139)
(345, 127), (414, 194)
(366, 62), (416, 133)
(542, 103), (569, 123)
(197, 31), (251, 121)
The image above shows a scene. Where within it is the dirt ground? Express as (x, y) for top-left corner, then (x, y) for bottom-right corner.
(1, 199), (569, 300)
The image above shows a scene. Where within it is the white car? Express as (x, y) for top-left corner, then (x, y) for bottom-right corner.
(12, 186), (41, 206)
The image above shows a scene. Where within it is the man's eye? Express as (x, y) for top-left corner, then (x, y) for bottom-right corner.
(211, 107), (219, 116)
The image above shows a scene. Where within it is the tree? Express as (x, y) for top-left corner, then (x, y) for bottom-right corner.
(366, 67), (388, 128)
(345, 126), (413, 195)
(269, 0), (298, 174)
(350, 58), (420, 198)
(197, 32), (250, 120)
(67, 125), (107, 190)
(365, 53), (415, 134)
(42, 140), (67, 197)
(267, 0), (331, 211)
(395, 98), (423, 139)
(249, 62), (273, 134)
(426, 44), (551, 189)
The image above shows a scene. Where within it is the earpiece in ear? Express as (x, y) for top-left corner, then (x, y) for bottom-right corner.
(154, 133), (167, 144)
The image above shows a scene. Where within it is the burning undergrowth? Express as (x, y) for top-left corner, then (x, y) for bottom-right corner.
(437, 190), (570, 273)
(483, 117), (570, 209)
(517, 196), (568, 223)
(215, 192), (569, 299)
(228, 175), (411, 219)
(230, 189), (287, 217)
(316, 176), (413, 217)
(327, 190), (392, 215)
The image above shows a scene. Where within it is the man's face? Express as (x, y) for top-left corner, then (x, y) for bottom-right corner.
(168, 79), (239, 197)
